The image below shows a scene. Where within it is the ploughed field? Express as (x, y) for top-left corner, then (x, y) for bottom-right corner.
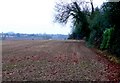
(2, 40), (120, 81)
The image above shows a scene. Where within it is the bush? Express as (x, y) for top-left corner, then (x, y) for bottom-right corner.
(100, 27), (114, 50)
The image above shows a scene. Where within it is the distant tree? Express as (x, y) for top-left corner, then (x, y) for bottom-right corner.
(16, 33), (20, 37)
(2, 32), (6, 40)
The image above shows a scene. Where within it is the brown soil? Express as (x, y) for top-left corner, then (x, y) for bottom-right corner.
(2, 40), (120, 81)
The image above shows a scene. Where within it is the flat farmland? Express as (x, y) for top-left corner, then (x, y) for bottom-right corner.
(2, 40), (120, 81)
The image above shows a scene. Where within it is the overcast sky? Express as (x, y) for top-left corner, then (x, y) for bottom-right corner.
(0, 0), (104, 35)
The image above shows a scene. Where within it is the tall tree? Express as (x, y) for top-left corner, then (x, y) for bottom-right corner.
(106, 2), (120, 56)
(54, 0), (94, 40)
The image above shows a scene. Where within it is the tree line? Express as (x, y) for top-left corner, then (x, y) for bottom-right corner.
(0, 32), (68, 40)
(54, 0), (120, 58)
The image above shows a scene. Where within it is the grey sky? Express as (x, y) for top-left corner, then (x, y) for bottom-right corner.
(0, 0), (104, 35)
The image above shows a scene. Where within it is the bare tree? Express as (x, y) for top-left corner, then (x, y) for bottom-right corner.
(54, 0), (94, 39)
